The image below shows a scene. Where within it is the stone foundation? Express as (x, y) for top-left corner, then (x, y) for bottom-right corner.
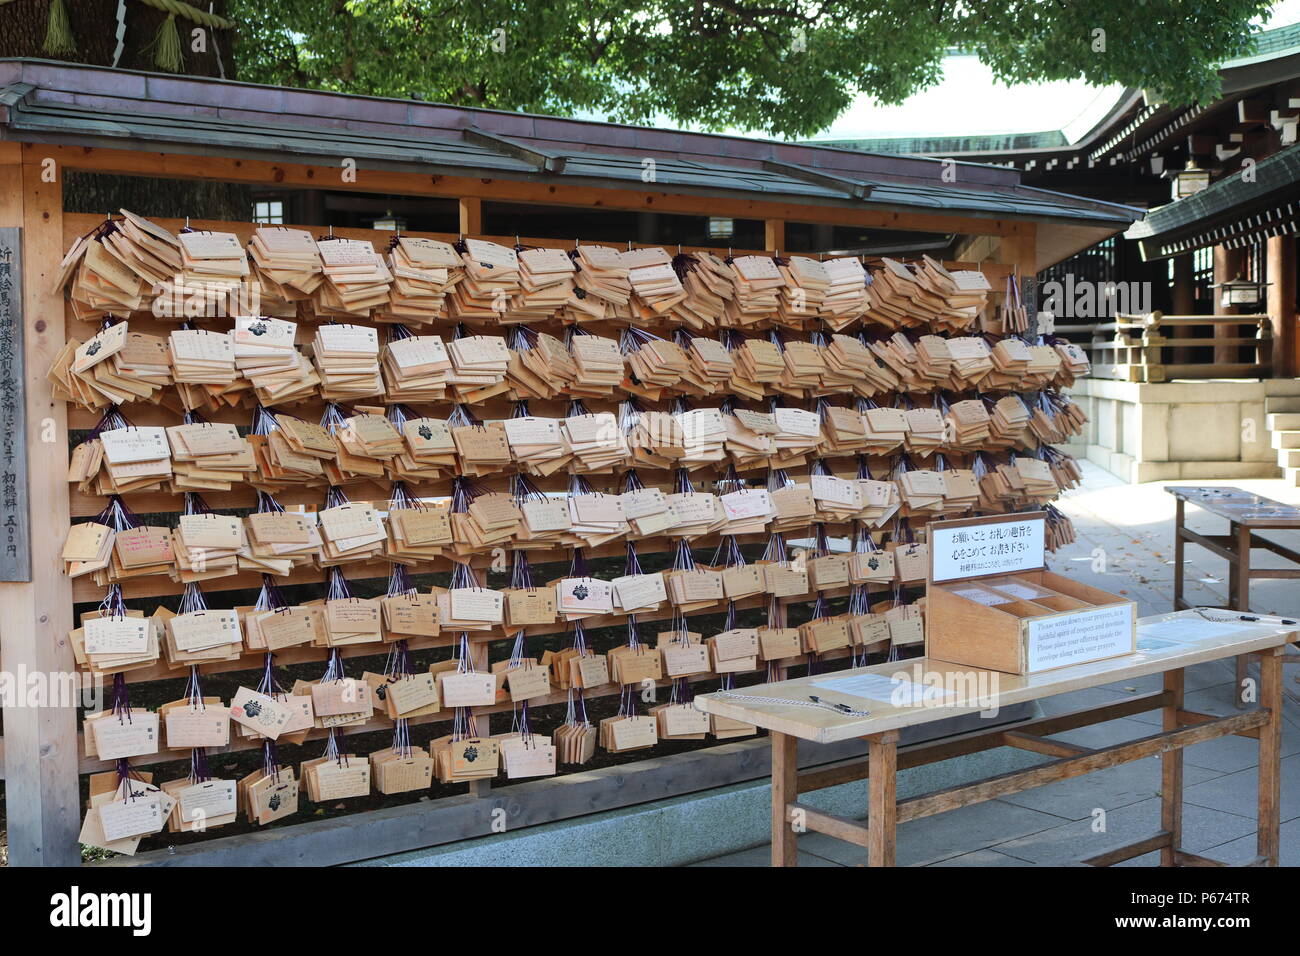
(1061, 377), (1300, 482)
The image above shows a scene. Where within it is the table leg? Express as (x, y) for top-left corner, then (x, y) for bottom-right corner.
(1172, 499), (1185, 610)
(1234, 522), (1252, 609)
(867, 730), (899, 867)
(1160, 667), (1184, 866)
(1258, 647), (1283, 866)
(1234, 523), (1253, 709)
(1226, 521), (1240, 607)
(771, 731), (798, 867)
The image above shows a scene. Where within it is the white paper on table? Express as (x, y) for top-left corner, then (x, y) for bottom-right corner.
(1137, 618), (1263, 643)
(809, 672), (953, 707)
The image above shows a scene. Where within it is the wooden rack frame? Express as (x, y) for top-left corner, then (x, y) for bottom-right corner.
(0, 137), (1044, 866)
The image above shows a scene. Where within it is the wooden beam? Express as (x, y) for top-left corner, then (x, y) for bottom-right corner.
(760, 160), (871, 200)
(1177, 708), (1260, 739)
(795, 690), (1172, 794)
(0, 158), (80, 866)
(1239, 98), (1271, 126)
(1082, 832), (1172, 867)
(1174, 850), (1228, 867)
(789, 804), (870, 847)
(462, 127), (567, 174)
(897, 709), (1268, 824)
(29, 143), (1029, 238)
(1001, 731), (1092, 758)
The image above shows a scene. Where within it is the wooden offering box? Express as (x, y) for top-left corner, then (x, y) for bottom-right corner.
(925, 513), (1135, 675)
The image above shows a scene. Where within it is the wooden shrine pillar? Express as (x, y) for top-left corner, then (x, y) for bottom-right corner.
(1214, 244), (1245, 365)
(0, 141), (81, 866)
(1266, 235), (1297, 379)
(1172, 253), (1195, 314)
(1171, 253), (1195, 365)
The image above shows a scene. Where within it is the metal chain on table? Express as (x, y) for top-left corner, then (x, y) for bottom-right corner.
(1192, 607), (1298, 626)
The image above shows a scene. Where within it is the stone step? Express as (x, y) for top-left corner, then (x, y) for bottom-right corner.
(1278, 448), (1300, 469)
(1267, 412), (1300, 431)
(1286, 466), (1300, 488)
(1272, 429), (1300, 450)
(1263, 378), (1300, 396)
(1266, 396), (1300, 414)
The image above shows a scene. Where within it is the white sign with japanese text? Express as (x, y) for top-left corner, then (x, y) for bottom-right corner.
(930, 516), (1044, 583)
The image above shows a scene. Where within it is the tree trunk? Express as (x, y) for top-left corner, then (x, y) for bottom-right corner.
(64, 172), (252, 224)
(2, 0), (244, 220)
(0, 0), (235, 77)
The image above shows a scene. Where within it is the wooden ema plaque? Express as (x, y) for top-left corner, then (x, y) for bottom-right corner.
(925, 512), (1135, 675)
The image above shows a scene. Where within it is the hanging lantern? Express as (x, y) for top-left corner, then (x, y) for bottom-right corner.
(370, 209), (406, 231)
(1212, 278), (1267, 308)
(1170, 164), (1210, 201)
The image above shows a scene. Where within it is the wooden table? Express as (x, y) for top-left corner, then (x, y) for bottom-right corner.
(695, 610), (1295, 867)
(1167, 486), (1300, 704)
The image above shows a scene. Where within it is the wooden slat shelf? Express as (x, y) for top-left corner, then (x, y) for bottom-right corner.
(72, 643), (869, 778)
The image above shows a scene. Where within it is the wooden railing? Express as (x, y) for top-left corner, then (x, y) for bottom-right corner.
(1086, 312), (1272, 383)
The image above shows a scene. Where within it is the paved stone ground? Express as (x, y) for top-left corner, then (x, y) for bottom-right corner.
(694, 462), (1300, 867)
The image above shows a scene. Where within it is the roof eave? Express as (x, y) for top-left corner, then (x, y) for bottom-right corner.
(0, 113), (1136, 230)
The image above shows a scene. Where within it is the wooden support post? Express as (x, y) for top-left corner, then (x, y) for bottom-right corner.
(1171, 254), (1195, 365)
(1160, 668), (1184, 866)
(771, 731), (798, 867)
(764, 219), (785, 255)
(1257, 647), (1283, 865)
(1267, 235), (1296, 379)
(996, 227), (1039, 332)
(459, 196), (482, 237)
(0, 152), (80, 866)
(1213, 244), (1245, 365)
(867, 729), (899, 867)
